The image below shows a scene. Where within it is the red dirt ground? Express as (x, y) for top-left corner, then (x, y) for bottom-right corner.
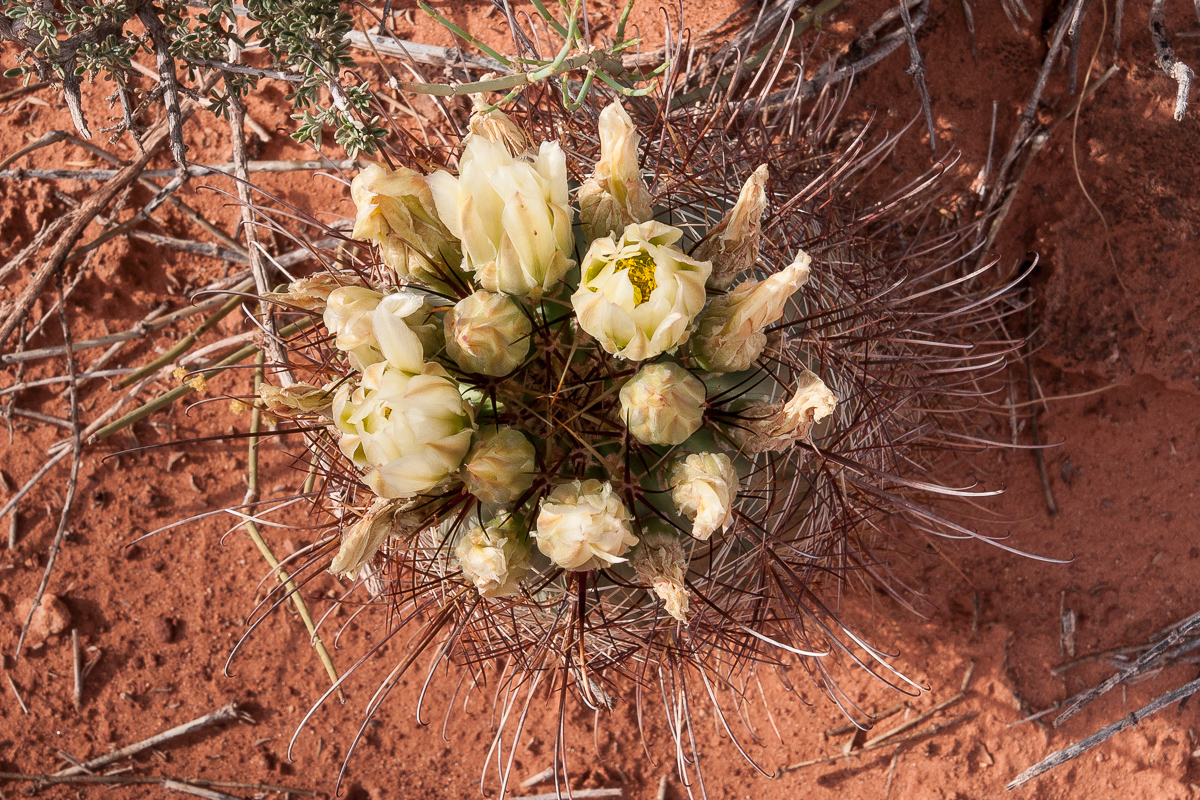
(2, 0), (1198, 798)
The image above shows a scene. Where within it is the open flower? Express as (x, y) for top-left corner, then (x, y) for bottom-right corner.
(324, 287), (442, 372)
(693, 165), (769, 290)
(738, 369), (838, 453)
(350, 163), (462, 288)
(535, 480), (638, 571)
(461, 428), (537, 504)
(427, 136), (574, 298)
(669, 452), (738, 541)
(455, 516), (531, 597)
(444, 291), (532, 376)
(619, 362), (706, 446)
(631, 528), (690, 623)
(571, 221), (711, 360)
(577, 100), (654, 241)
(332, 361), (475, 499)
(692, 248), (812, 373)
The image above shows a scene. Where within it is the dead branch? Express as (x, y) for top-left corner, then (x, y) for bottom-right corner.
(897, 0), (936, 150)
(1, 159), (361, 182)
(138, 7), (188, 164)
(0, 772), (315, 795)
(1149, 0), (1194, 120)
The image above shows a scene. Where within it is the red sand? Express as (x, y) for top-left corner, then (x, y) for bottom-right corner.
(2, 0), (1198, 797)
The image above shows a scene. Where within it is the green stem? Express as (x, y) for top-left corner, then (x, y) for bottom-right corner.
(396, 50), (622, 97)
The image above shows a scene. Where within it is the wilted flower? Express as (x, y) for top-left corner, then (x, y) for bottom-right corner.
(739, 368), (838, 453)
(263, 273), (367, 312)
(328, 498), (423, 580)
(571, 221), (711, 361)
(631, 528), (690, 623)
(692, 249), (813, 373)
(350, 163), (462, 288)
(444, 291), (532, 377)
(465, 99), (528, 154)
(535, 480), (638, 571)
(455, 516), (531, 597)
(427, 136), (574, 298)
(693, 165), (769, 290)
(332, 361), (475, 499)
(461, 428), (537, 505)
(669, 452), (738, 541)
(324, 287), (441, 372)
(619, 362), (706, 446)
(257, 381), (335, 418)
(577, 100), (654, 241)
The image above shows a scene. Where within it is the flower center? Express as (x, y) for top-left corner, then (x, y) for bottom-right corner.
(614, 251), (658, 305)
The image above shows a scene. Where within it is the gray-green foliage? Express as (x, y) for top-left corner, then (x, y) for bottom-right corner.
(0, 0), (385, 157)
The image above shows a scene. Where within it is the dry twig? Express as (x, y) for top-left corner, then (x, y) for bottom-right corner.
(0, 772), (315, 795)
(1149, 0), (1194, 120)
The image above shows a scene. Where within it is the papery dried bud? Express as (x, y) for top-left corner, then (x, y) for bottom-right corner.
(324, 287), (441, 373)
(465, 97), (528, 154)
(669, 452), (738, 541)
(535, 480), (638, 571)
(444, 291), (532, 377)
(619, 362), (706, 446)
(329, 498), (419, 579)
(461, 428), (537, 505)
(351, 163), (463, 289)
(571, 221), (711, 361)
(428, 137), (574, 298)
(577, 100), (654, 241)
(738, 369), (838, 453)
(263, 273), (367, 312)
(692, 249), (812, 373)
(455, 516), (531, 597)
(332, 361), (476, 499)
(693, 165), (769, 290)
(257, 381), (335, 418)
(631, 528), (690, 623)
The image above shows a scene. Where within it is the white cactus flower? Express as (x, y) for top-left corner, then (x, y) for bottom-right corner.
(619, 362), (706, 446)
(571, 221), (711, 361)
(631, 528), (690, 623)
(444, 291), (532, 377)
(669, 452), (738, 541)
(323, 287), (441, 372)
(693, 164), (769, 290)
(577, 100), (654, 241)
(427, 136), (574, 298)
(350, 163), (461, 288)
(461, 428), (537, 505)
(455, 516), (531, 598)
(534, 480), (638, 571)
(332, 361), (475, 499)
(692, 248), (812, 373)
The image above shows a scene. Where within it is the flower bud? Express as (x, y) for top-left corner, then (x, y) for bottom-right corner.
(455, 516), (531, 598)
(738, 369), (837, 453)
(461, 428), (537, 504)
(669, 452), (738, 541)
(332, 361), (476, 499)
(351, 163), (462, 289)
(427, 137), (574, 298)
(465, 98), (528, 154)
(258, 381), (335, 418)
(631, 528), (690, 623)
(619, 362), (705, 446)
(329, 498), (422, 579)
(444, 291), (532, 377)
(692, 248), (812, 373)
(693, 165), (768, 290)
(324, 287), (441, 373)
(535, 480), (638, 571)
(571, 221), (711, 361)
(577, 100), (654, 241)
(264, 273), (367, 312)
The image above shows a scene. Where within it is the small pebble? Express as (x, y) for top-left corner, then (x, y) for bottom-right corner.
(14, 595), (71, 649)
(149, 616), (175, 644)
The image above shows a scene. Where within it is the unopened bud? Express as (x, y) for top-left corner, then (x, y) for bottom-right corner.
(461, 428), (537, 505)
(619, 362), (705, 446)
(669, 452), (738, 541)
(455, 515), (531, 597)
(444, 291), (532, 377)
(535, 480), (638, 571)
(576, 100), (654, 241)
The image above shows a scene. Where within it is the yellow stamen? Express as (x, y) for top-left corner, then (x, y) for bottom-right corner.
(614, 251), (658, 305)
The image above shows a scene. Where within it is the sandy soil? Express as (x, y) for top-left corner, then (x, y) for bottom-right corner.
(1, 0), (1198, 798)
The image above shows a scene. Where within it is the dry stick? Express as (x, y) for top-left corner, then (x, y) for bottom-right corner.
(0, 450), (68, 524)
(0, 160), (361, 181)
(0, 73), (214, 352)
(1007, 677), (1200, 789)
(507, 791), (622, 800)
(138, 7), (188, 165)
(242, 351), (343, 698)
(15, 276), (83, 659)
(882, 745), (903, 800)
(862, 661), (975, 749)
(825, 703), (905, 737)
(0, 773), (315, 795)
(72, 629), (83, 711)
(0, 214), (70, 286)
(897, 0), (936, 150)
(163, 780), (243, 800)
(777, 713), (980, 773)
(1149, 0), (1194, 121)
(0, 81), (49, 102)
(6, 674), (29, 715)
(52, 703), (244, 777)
(656, 774), (669, 800)
(1024, 305), (1057, 517)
